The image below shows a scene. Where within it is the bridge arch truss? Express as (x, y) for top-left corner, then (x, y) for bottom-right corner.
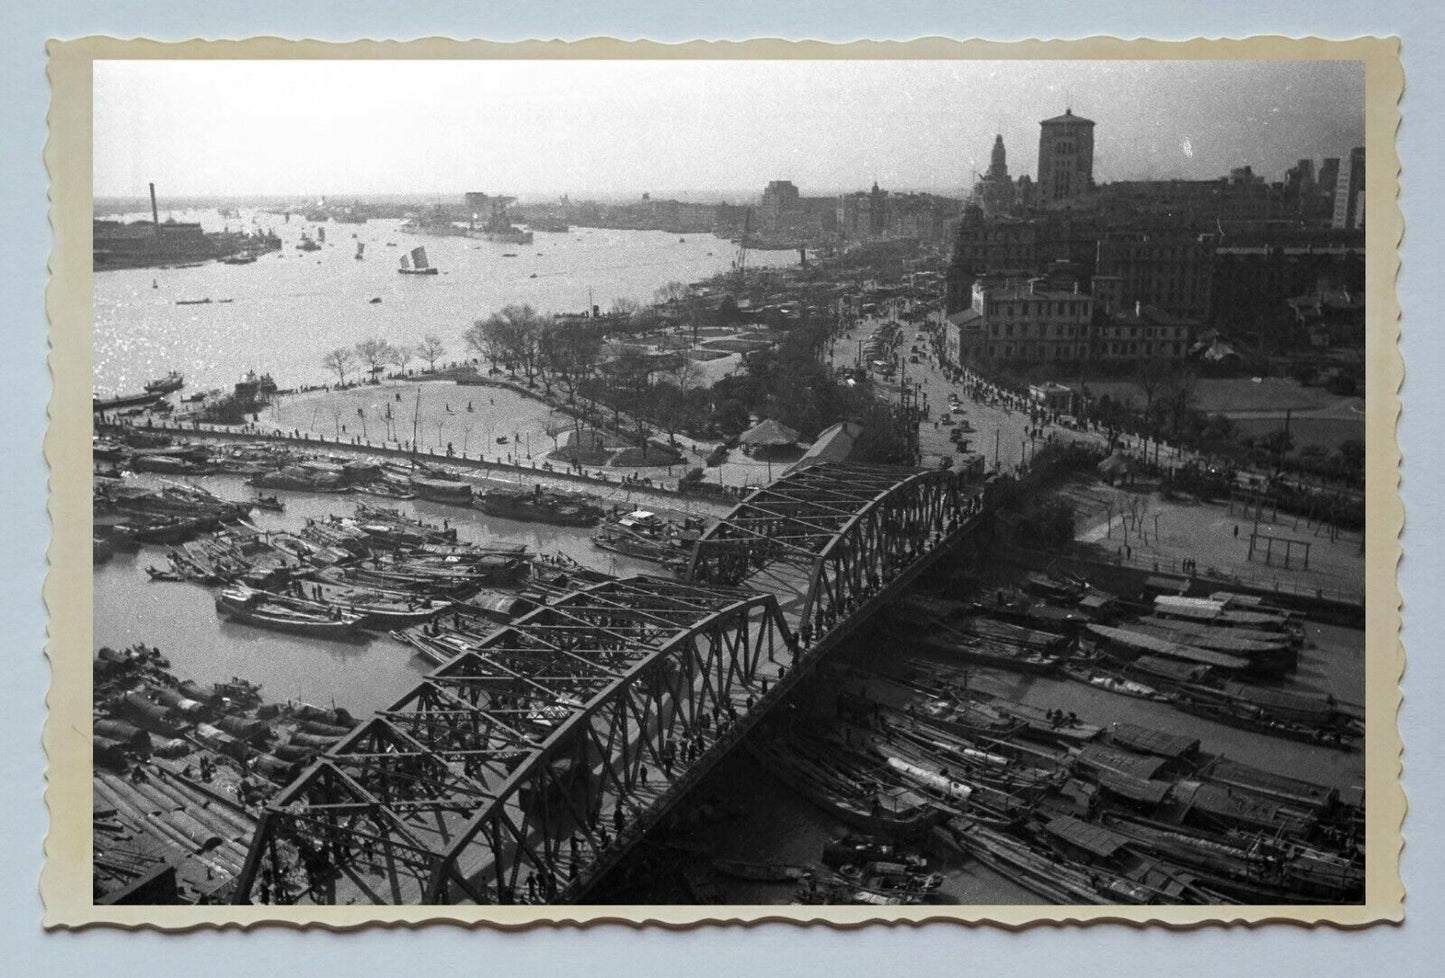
(686, 462), (971, 632)
(233, 576), (792, 906)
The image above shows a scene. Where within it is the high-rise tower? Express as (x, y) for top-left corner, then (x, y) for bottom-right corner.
(988, 134), (1008, 180)
(976, 134), (1016, 216)
(1036, 108), (1095, 205)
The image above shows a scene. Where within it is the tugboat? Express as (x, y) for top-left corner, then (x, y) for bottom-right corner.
(398, 246), (439, 275)
(474, 483), (605, 527)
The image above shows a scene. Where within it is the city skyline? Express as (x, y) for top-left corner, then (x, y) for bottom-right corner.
(94, 59), (1365, 199)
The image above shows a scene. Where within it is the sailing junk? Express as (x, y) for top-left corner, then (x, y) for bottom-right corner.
(399, 245), (439, 275)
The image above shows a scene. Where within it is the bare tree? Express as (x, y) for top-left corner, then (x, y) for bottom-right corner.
(610, 296), (643, 318)
(653, 280), (689, 306)
(464, 318), (504, 374)
(1133, 358), (1172, 436)
(1159, 362), (1199, 441)
(468, 304), (545, 383)
(545, 326), (602, 401)
(664, 354), (704, 391)
(416, 334), (447, 372)
(390, 343), (414, 374)
(322, 347), (355, 386)
(355, 337), (397, 380)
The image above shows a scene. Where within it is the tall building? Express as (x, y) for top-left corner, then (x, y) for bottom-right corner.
(1036, 108), (1096, 205)
(1285, 158), (1317, 196)
(974, 134), (1018, 216)
(836, 182), (891, 239)
(1318, 157), (1341, 202)
(760, 180), (802, 233)
(1331, 147), (1365, 230)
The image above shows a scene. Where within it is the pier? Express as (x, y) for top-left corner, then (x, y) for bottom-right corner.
(231, 462), (988, 904)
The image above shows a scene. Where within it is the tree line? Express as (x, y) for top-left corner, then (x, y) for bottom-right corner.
(322, 334), (448, 385)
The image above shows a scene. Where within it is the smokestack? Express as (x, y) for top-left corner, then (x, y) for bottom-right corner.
(149, 183), (159, 225)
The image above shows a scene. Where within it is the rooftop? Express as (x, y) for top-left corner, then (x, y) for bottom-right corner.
(1041, 108), (1095, 126)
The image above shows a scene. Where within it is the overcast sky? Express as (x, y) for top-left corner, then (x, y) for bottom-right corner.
(94, 59), (1365, 200)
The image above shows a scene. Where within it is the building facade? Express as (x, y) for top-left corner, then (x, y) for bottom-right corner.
(943, 277), (1191, 370)
(1093, 232), (1214, 323)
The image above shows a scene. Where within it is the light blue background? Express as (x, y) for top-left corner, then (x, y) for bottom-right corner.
(2, 3), (1440, 975)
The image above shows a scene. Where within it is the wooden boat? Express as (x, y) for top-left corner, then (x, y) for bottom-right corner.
(909, 694), (1027, 741)
(949, 819), (1114, 905)
(746, 734), (946, 839)
(710, 858), (812, 883)
(214, 586), (364, 638)
(1060, 661), (1174, 702)
(409, 477), (472, 504)
(132, 514), (216, 545)
(1087, 623), (1258, 675)
(253, 493), (285, 512)
(913, 632), (1061, 675)
(1173, 697), (1358, 750)
(980, 695), (1103, 744)
(1098, 812), (1363, 904)
(1034, 814), (1221, 905)
(283, 579), (452, 629)
(592, 518), (694, 568)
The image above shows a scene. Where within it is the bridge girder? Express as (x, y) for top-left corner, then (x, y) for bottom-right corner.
(233, 576), (789, 906)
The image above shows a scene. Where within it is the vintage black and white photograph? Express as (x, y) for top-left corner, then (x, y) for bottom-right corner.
(61, 42), (1398, 922)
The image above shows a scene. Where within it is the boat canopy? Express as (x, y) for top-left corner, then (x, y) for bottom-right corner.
(1087, 624), (1250, 670)
(1073, 743), (1168, 781)
(1109, 721), (1200, 759)
(1044, 815), (1130, 858)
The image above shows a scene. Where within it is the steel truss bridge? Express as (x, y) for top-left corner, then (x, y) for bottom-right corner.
(233, 463), (988, 906)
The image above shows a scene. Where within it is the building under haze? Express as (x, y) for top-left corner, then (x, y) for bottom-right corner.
(760, 180), (802, 234)
(1332, 147), (1366, 230)
(1036, 108), (1096, 206)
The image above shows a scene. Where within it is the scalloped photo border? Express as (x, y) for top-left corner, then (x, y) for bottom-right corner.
(41, 34), (1405, 930)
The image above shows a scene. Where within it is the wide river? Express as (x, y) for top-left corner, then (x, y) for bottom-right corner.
(94, 210), (799, 396)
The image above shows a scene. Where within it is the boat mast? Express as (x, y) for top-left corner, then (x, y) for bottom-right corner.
(411, 385), (422, 466)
